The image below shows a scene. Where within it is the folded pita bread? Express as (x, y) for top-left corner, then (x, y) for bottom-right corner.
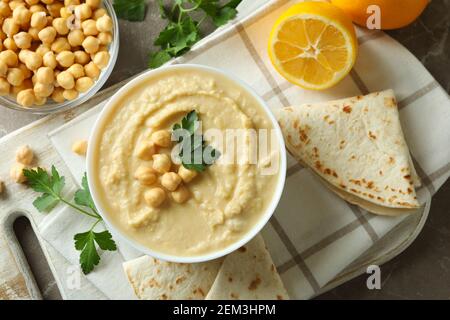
(205, 235), (289, 300)
(274, 90), (420, 216)
(123, 256), (222, 300)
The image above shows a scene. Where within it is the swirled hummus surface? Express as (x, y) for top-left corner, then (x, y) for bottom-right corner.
(93, 68), (280, 256)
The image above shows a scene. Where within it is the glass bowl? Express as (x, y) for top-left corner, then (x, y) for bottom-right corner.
(0, 0), (119, 114)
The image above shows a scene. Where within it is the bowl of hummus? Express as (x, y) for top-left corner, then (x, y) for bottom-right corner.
(87, 64), (286, 263)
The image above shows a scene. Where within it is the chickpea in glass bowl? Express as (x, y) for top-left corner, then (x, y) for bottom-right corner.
(0, 0), (119, 114)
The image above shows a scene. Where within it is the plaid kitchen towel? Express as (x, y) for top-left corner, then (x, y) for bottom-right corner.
(39, 0), (450, 299)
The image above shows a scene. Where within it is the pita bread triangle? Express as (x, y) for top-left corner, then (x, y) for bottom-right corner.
(274, 89), (421, 216)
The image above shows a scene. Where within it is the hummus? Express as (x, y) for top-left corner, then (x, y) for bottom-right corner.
(92, 68), (281, 257)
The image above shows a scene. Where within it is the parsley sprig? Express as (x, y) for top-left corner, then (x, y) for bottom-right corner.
(24, 167), (117, 275)
(113, 0), (147, 22)
(149, 0), (243, 68)
(172, 110), (220, 172)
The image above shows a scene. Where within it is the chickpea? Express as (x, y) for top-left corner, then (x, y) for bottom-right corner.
(62, 88), (78, 100)
(67, 29), (84, 46)
(40, 0), (54, 5)
(13, 31), (32, 49)
(144, 188), (166, 208)
(51, 87), (64, 102)
(34, 96), (46, 105)
(97, 31), (112, 45)
(0, 2), (12, 17)
(47, 2), (63, 17)
(53, 17), (69, 35)
(72, 139), (87, 155)
(82, 35), (99, 54)
(38, 26), (57, 44)
(12, 6), (31, 25)
(56, 50), (74, 67)
(7, 67), (24, 86)
(151, 130), (172, 148)
(0, 49), (18, 66)
(42, 52), (57, 70)
(75, 76), (93, 92)
(134, 165), (157, 186)
(161, 172), (182, 191)
(93, 8), (106, 20)
(56, 70), (74, 89)
(96, 15), (112, 33)
(0, 60), (7, 77)
(81, 19), (98, 36)
(16, 145), (34, 165)
(0, 30), (6, 42)
(0, 78), (10, 95)
(29, 4), (46, 14)
(74, 50), (90, 65)
(135, 141), (155, 160)
(17, 88), (35, 107)
(9, 1), (26, 11)
(34, 82), (53, 98)
(178, 166), (198, 183)
(67, 63), (84, 78)
(24, 51), (42, 70)
(92, 50), (109, 69)
(30, 11), (47, 29)
(36, 66), (54, 85)
(35, 44), (50, 56)
(2, 18), (20, 37)
(84, 61), (99, 79)
(60, 7), (72, 19)
(18, 63), (32, 78)
(152, 154), (171, 174)
(46, 15), (54, 26)
(75, 4), (92, 21)
(51, 37), (71, 53)
(64, 0), (80, 6)
(86, 0), (101, 9)
(12, 78), (32, 94)
(25, 0), (41, 7)
(28, 27), (40, 41)
(3, 38), (17, 51)
(171, 185), (190, 204)
(10, 163), (27, 183)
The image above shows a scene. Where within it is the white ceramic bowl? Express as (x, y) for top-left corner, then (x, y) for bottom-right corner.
(87, 64), (287, 263)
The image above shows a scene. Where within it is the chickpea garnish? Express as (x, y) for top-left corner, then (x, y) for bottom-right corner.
(134, 165), (157, 186)
(144, 188), (166, 208)
(152, 154), (171, 174)
(135, 141), (156, 161)
(0, 78), (9, 95)
(161, 172), (182, 192)
(178, 165), (198, 183)
(151, 130), (172, 148)
(171, 185), (190, 204)
(16, 145), (34, 165)
(75, 76), (93, 92)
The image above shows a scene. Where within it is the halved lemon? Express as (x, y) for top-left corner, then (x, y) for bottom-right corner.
(268, 1), (358, 90)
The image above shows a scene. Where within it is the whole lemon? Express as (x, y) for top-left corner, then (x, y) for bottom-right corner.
(330, 0), (429, 30)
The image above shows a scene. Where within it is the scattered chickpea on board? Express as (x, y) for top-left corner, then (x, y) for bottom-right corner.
(72, 139), (87, 155)
(0, 0), (113, 108)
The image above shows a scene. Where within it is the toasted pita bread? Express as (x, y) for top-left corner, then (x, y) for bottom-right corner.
(205, 235), (289, 300)
(274, 90), (420, 216)
(123, 256), (222, 300)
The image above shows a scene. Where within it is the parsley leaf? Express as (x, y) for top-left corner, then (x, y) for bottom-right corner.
(172, 110), (220, 172)
(24, 166), (65, 212)
(149, 0), (243, 68)
(113, 0), (147, 22)
(75, 230), (117, 274)
(26, 166), (117, 274)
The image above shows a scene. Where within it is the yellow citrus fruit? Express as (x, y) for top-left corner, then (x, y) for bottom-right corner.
(330, 0), (429, 30)
(268, 1), (357, 90)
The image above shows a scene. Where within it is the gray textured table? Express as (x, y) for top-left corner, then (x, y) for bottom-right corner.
(3, 0), (450, 300)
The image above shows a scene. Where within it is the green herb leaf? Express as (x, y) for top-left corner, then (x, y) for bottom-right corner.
(74, 173), (97, 214)
(149, 0), (243, 68)
(24, 166), (65, 212)
(172, 110), (220, 172)
(113, 0), (147, 22)
(74, 229), (117, 274)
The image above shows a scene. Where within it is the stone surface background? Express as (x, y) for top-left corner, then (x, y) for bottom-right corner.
(2, 0), (449, 299)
